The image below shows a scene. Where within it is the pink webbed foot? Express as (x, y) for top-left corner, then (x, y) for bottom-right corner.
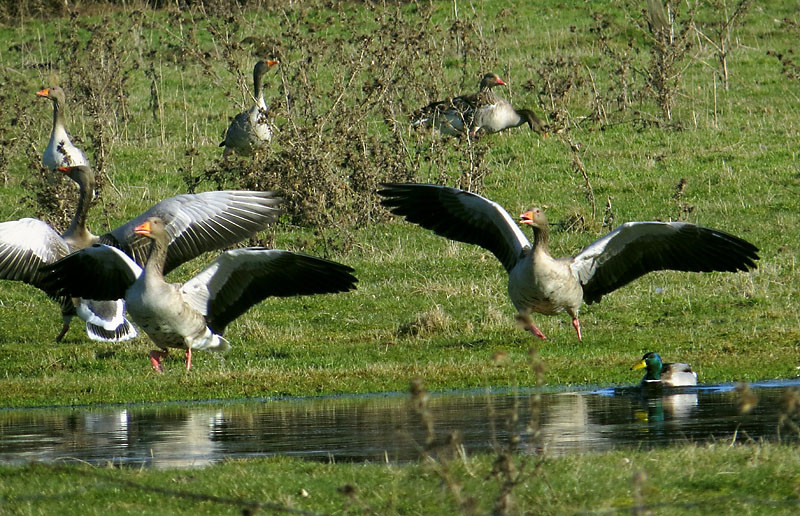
(526, 324), (547, 340)
(572, 317), (582, 341)
(516, 314), (547, 340)
(149, 349), (168, 373)
(185, 348), (192, 371)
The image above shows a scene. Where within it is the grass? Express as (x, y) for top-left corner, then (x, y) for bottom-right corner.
(2, 444), (799, 515)
(0, 0), (799, 513)
(0, 0), (795, 405)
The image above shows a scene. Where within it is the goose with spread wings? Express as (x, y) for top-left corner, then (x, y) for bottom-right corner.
(42, 216), (358, 372)
(378, 183), (759, 340)
(0, 165), (134, 341)
(0, 165), (281, 341)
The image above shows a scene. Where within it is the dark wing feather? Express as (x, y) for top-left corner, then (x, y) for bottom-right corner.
(572, 221), (759, 304)
(39, 244), (141, 301)
(0, 218), (69, 290)
(180, 248), (358, 335)
(100, 190), (281, 274)
(377, 183), (530, 272)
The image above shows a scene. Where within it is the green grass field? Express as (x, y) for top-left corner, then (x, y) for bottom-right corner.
(0, 0), (799, 513)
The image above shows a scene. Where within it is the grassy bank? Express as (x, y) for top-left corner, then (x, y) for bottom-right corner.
(2, 443), (799, 515)
(0, 0), (797, 410)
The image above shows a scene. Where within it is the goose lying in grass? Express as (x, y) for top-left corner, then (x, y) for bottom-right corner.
(413, 73), (548, 137)
(220, 59), (279, 157)
(42, 216), (358, 372)
(632, 352), (698, 387)
(37, 86), (90, 170)
(378, 183), (759, 340)
(0, 165), (281, 341)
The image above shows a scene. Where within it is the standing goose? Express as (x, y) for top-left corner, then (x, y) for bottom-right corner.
(413, 73), (547, 137)
(220, 59), (279, 157)
(0, 165), (282, 342)
(37, 86), (90, 170)
(41, 216), (358, 372)
(632, 352), (697, 387)
(378, 183), (759, 340)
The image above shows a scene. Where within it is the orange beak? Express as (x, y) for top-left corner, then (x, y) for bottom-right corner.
(267, 59), (279, 67)
(134, 221), (151, 236)
(56, 166), (71, 173)
(496, 78), (506, 86)
(520, 211), (534, 225)
(36, 88), (50, 97)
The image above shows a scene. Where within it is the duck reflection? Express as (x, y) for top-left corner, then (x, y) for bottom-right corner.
(1, 380), (799, 468)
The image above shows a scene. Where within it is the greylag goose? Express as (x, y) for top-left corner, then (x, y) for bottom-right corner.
(0, 165), (282, 342)
(632, 352), (697, 387)
(0, 165), (134, 341)
(37, 86), (90, 170)
(378, 183), (759, 340)
(41, 216), (358, 372)
(413, 73), (548, 137)
(220, 59), (279, 157)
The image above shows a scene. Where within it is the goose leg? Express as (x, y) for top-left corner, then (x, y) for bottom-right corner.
(149, 349), (168, 373)
(55, 322), (70, 343)
(572, 317), (582, 341)
(516, 314), (547, 340)
(185, 348), (192, 371)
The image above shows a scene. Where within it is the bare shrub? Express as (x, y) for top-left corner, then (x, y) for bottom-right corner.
(185, 1), (501, 232)
(694, 0), (750, 91)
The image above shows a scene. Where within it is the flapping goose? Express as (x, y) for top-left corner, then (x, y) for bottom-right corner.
(632, 352), (697, 387)
(378, 183), (759, 340)
(413, 73), (548, 137)
(0, 165), (281, 342)
(0, 165), (134, 341)
(220, 59), (279, 157)
(42, 216), (358, 372)
(37, 86), (90, 170)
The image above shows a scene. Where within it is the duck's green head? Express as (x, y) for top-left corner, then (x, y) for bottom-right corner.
(631, 352), (664, 380)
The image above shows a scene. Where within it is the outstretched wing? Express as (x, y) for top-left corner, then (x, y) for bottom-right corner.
(572, 221), (759, 304)
(180, 248), (358, 335)
(0, 218), (69, 291)
(101, 190), (282, 274)
(39, 244), (142, 301)
(377, 183), (530, 272)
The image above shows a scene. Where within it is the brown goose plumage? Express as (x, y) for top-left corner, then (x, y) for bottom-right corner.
(37, 86), (90, 171)
(414, 73), (547, 137)
(378, 183), (759, 340)
(41, 216), (358, 372)
(0, 165), (282, 342)
(0, 165), (134, 341)
(220, 59), (279, 157)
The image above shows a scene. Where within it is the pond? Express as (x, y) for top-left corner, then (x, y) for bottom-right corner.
(1, 379), (799, 468)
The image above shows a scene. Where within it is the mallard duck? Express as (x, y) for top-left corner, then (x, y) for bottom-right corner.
(37, 86), (90, 170)
(220, 59), (279, 157)
(41, 216), (358, 372)
(632, 352), (697, 387)
(413, 73), (547, 137)
(378, 183), (759, 340)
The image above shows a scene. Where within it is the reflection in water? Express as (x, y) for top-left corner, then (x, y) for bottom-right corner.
(1, 380), (799, 469)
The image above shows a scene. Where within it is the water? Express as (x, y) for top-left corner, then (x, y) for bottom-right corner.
(1, 380), (799, 469)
